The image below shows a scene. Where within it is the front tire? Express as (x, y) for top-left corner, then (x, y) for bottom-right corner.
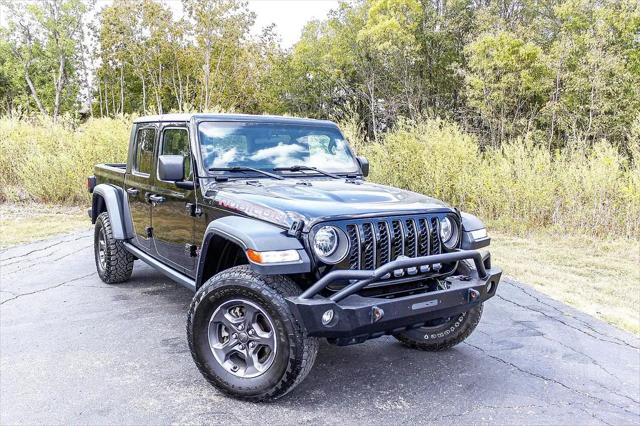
(187, 266), (318, 401)
(94, 212), (134, 284)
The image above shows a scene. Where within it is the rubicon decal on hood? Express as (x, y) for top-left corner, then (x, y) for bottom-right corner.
(215, 196), (291, 227)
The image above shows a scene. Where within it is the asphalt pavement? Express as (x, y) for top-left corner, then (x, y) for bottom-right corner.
(1, 231), (639, 425)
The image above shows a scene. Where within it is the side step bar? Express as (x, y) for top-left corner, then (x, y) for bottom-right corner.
(123, 242), (196, 292)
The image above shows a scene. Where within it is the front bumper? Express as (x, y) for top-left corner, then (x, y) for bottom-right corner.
(286, 249), (501, 345)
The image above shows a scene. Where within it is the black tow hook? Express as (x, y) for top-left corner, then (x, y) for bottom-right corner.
(468, 288), (481, 302)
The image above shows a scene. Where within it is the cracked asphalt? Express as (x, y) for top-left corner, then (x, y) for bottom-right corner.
(1, 231), (639, 425)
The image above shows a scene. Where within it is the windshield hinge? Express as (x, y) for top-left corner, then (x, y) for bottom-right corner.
(288, 220), (304, 238)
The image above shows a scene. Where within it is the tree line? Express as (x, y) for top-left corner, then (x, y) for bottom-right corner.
(1, 0), (639, 151)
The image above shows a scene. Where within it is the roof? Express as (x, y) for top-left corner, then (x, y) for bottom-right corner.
(132, 113), (338, 127)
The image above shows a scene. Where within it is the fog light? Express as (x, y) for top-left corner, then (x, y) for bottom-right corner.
(419, 265), (430, 273)
(407, 266), (418, 275)
(321, 309), (334, 326)
(393, 269), (404, 277)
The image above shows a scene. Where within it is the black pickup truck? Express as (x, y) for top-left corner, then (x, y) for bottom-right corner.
(88, 113), (501, 401)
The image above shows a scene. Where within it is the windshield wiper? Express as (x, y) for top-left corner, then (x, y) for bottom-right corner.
(209, 166), (284, 180)
(273, 165), (341, 179)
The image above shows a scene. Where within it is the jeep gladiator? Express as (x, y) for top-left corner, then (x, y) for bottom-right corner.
(88, 113), (501, 401)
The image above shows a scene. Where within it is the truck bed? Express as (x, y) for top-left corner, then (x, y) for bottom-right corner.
(95, 163), (126, 187)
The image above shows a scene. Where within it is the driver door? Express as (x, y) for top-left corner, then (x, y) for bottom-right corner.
(150, 125), (197, 274)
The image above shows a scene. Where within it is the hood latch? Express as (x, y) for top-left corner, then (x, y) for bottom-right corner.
(288, 220), (305, 238)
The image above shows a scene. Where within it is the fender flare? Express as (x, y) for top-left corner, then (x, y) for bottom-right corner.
(91, 184), (134, 240)
(460, 212), (490, 249)
(196, 216), (311, 288)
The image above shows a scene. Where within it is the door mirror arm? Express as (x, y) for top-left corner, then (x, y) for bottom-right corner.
(175, 180), (197, 190)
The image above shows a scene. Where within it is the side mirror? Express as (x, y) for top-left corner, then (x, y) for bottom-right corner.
(158, 155), (185, 181)
(356, 156), (369, 177)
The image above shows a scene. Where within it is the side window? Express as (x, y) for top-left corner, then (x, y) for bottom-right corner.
(161, 128), (191, 178)
(134, 127), (156, 175)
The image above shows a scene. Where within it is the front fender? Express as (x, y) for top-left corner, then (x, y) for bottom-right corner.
(91, 184), (134, 240)
(460, 212), (490, 250)
(196, 216), (311, 287)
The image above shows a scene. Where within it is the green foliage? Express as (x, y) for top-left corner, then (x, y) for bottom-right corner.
(464, 32), (552, 145)
(1, 0), (88, 118)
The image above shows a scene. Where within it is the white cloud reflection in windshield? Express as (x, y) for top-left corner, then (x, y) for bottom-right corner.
(198, 122), (358, 173)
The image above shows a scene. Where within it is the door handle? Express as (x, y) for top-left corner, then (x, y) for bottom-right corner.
(148, 194), (165, 204)
(126, 187), (139, 196)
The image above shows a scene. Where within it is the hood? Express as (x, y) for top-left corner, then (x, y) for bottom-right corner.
(205, 178), (453, 230)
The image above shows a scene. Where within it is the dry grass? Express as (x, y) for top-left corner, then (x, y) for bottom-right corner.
(0, 204), (90, 249)
(490, 229), (640, 335)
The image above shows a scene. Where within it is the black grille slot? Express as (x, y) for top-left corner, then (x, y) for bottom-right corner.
(361, 223), (376, 270)
(404, 219), (417, 258)
(339, 215), (446, 273)
(346, 224), (360, 269)
(377, 222), (390, 265)
(430, 217), (441, 255)
(391, 220), (403, 260)
(417, 218), (430, 256)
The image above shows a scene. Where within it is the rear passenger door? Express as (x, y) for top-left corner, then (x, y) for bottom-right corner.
(150, 124), (197, 273)
(125, 124), (156, 252)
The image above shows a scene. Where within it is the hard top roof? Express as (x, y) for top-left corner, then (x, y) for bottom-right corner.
(133, 113), (338, 127)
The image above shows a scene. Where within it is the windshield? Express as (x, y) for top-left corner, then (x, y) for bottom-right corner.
(197, 122), (359, 175)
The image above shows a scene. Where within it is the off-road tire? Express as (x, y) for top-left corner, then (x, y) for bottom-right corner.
(94, 212), (134, 284)
(187, 265), (319, 402)
(394, 260), (483, 351)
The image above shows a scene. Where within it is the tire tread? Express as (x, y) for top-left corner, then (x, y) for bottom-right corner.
(187, 265), (318, 402)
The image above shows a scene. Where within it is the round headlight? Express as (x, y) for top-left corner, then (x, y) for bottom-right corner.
(313, 226), (338, 258)
(312, 226), (350, 264)
(439, 216), (459, 249)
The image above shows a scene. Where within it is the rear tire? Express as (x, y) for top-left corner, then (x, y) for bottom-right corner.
(187, 265), (318, 401)
(94, 212), (134, 284)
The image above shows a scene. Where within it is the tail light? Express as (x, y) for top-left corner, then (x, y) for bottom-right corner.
(87, 176), (96, 193)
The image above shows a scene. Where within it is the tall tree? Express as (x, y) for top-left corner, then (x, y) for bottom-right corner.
(2, 0), (88, 119)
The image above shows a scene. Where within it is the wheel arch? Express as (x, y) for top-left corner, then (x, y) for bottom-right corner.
(460, 211), (491, 250)
(195, 216), (311, 289)
(91, 184), (134, 240)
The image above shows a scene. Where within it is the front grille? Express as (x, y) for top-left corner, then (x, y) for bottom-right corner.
(345, 215), (444, 270)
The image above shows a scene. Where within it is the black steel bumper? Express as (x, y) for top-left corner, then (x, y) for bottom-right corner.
(286, 250), (501, 345)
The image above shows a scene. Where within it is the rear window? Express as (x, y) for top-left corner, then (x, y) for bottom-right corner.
(134, 127), (156, 175)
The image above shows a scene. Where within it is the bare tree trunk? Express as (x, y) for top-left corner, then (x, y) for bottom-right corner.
(140, 75), (147, 114)
(104, 79), (109, 116)
(203, 41), (211, 110)
(23, 64), (46, 115)
(110, 80), (116, 115)
(79, 34), (93, 116)
(367, 76), (378, 141)
(98, 77), (103, 117)
(120, 66), (125, 114)
(52, 55), (66, 120)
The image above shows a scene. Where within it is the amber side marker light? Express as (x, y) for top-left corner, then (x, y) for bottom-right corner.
(246, 249), (301, 264)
